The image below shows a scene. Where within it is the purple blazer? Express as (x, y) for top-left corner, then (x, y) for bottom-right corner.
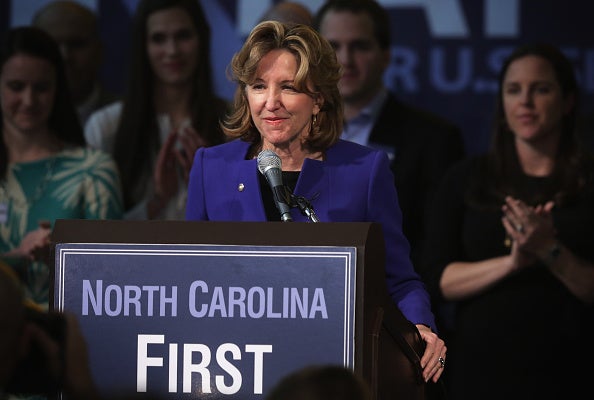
(186, 139), (436, 329)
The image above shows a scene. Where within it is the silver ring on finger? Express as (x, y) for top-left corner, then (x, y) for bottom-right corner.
(515, 224), (524, 233)
(438, 356), (445, 368)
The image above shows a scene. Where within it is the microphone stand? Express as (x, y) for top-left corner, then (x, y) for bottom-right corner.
(290, 193), (320, 223)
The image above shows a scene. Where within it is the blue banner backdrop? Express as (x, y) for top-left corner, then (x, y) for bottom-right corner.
(7, 0), (594, 154)
(55, 243), (356, 399)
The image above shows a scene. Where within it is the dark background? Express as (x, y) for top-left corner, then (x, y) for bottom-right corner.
(3, 0), (594, 155)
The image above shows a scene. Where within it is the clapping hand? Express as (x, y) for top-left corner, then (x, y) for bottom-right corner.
(176, 125), (206, 183)
(501, 196), (556, 266)
(151, 127), (207, 218)
(12, 221), (51, 264)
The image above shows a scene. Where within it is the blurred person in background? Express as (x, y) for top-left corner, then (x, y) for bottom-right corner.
(265, 365), (370, 400)
(421, 43), (594, 399)
(0, 26), (122, 309)
(85, 0), (227, 220)
(32, 0), (118, 125)
(259, 1), (313, 26)
(314, 0), (465, 268)
(0, 262), (100, 400)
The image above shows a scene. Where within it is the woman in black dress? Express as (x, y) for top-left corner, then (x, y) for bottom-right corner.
(421, 43), (594, 399)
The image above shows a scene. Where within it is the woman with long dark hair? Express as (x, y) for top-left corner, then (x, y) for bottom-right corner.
(85, 0), (227, 220)
(0, 27), (122, 308)
(421, 43), (594, 398)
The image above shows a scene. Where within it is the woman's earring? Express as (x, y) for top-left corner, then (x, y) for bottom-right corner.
(312, 114), (317, 126)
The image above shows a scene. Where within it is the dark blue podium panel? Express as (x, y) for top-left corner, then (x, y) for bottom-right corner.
(54, 243), (357, 399)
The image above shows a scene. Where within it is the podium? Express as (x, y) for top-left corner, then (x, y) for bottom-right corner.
(51, 219), (430, 399)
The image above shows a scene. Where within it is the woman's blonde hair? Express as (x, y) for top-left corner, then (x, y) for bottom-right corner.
(222, 20), (343, 151)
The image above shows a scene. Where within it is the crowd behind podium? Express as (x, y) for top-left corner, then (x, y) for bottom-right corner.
(1, 0), (593, 399)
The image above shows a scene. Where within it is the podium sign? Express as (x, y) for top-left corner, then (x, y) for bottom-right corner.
(54, 243), (356, 399)
(51, 220), (431, 400)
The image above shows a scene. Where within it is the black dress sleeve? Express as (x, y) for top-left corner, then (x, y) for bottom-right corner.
(418, 157), (475, 301)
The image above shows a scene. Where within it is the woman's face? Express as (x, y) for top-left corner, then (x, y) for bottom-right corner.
(502, 55), (572, 144)
(146, 7), (199, 86)
(1, 53), (56, 134)
(246, 49), (320, 152)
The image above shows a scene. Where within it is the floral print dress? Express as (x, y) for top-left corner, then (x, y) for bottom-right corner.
(0, 147), (123, 308)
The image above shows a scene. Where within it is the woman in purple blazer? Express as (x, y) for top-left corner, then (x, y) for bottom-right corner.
(186, 20), (446, 383)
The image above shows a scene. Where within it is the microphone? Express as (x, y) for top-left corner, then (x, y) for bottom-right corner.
(292, 194), (320, 223)
(257, 150), (293, 222)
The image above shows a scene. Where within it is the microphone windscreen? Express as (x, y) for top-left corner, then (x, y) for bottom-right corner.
(257, 149), (282, 174)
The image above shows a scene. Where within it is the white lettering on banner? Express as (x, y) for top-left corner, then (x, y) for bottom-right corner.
(235, 0), (519, 38)
(82, 280), (178, 317)
(382, 0), (469, 37)
(216, 343), (242, 395)
(136, 335), (272, 395)
(137, 334), (164, 392)
(386, 46), (594, 94)
(381, 0), (519, 38)
(484, 0), (519, 37)
(236, 0), (326, 36)
(188, 280), (328, 319)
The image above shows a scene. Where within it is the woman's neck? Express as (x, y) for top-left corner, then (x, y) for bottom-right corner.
(261, 143), (323, 172)
(153, 81), (192, 130)
(4, 124), (61, 163)
(515, 135), (558, 177)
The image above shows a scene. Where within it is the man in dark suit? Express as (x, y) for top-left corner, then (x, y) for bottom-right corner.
(314, 0), (465, 267)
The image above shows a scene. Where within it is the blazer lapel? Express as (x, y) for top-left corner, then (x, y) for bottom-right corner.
(234, 157), (267, 221)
